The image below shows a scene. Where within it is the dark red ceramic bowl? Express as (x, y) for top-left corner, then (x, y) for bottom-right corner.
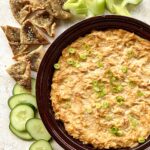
(36, 15), (150, 150)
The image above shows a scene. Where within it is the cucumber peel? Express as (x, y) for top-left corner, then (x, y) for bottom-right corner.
(29, 140), (52, 150)
(9, 124), (33, 141)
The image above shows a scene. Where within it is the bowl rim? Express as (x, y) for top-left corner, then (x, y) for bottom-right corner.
(36, 15), (150, 150)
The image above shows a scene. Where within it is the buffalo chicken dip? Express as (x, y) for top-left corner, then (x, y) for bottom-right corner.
(50, 29), (150, 149)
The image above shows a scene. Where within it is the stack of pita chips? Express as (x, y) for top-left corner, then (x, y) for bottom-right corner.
(2, 0), (71, 90)
(2, 23), (47, 89)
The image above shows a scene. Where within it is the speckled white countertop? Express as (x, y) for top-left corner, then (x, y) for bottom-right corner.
(0, 0), (150, 150)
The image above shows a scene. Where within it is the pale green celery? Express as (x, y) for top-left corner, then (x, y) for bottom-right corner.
(106, 0), (130, 16)
(113, 5), (130, 16)
(121, 0), (143, 7)
(63, 0), (88, 15)
(106, 0), (116, 13)
(86, 0), (106, 16)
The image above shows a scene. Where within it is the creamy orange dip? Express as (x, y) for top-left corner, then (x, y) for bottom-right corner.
(50, 29), (150, 149)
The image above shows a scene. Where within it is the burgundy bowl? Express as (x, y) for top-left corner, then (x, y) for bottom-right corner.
(36, 15), (150, 150)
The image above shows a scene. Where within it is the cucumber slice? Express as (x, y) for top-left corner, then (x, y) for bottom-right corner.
(10, 104), (35, 131)
(29, 140), (52, 150)
(8, 93), (37, 110)
(9, 124), (33, 141)
(13, 84), (30, 95)
(26, 118), (51, 141)
(13, 78), (36, 96)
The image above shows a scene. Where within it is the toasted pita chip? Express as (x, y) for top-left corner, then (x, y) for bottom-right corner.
(10, 43), (29, 56)
(15, 46), (45, 72)
(10, 0), (32, 24)
(20, 20), (49, 45)
(30, 10), (55, 37)
(30, 0), (49, 8)
(7, 61), (31, 89)
(1, 26), (20, 43)
(46, 0), (71, 20)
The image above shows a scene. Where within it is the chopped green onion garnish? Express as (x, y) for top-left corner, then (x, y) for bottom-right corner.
(112, 85), (124, 93)
(92, 80), (107, 97)
(92, 80), (99, 86)
(79, 54), (87, 60)
(93, 86), (101, 92)
(128, 115), (139, 128)
(74, 62), (80, 68)
(54, 63), (60, 69)
(138, 137), (145, 144)
(127, 50), (134, 58)
(67, 59), (75, 65)
(85, 108), (93, 114)
(95, 103), (101, 109)
(82, 43), (91, 50)
(121, 66), (128, 73)
(110, 76), (117, 85)
(97, 62), (104, 68)
(102, 101), (109, 109)
(110, 127), (123, 136)
(137, 90), (144, 97)
(67, 59), (80, 68)
(98, 89), (107, 98)
(68, 48), (76, 54)
(106, 70), (113, 77)
(116, 96), (125, 104)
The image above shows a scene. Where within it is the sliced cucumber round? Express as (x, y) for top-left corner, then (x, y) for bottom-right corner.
(13, 83), (30, 95)
(26, 118), (51, 141)
(29, 140), (52, 150)
(13, 78), (36, 96)
(9, 124), (33, 141)
(10, 104), (35, 131)
(8, 93), (37, 109)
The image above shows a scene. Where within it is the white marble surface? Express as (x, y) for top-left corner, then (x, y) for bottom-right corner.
(0, 0), (150, 150)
